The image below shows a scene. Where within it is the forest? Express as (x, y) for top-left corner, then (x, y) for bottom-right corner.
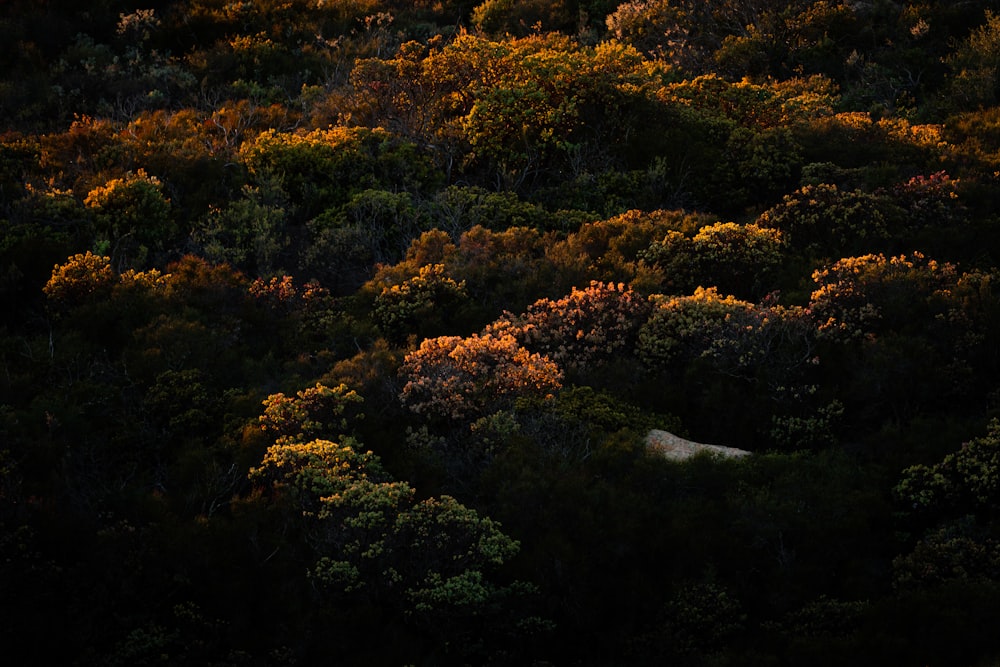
(4, 0), (1000, 664)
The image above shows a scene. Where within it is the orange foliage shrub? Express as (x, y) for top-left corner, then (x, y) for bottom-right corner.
(809, 252), (959, 342)
(249, 274), (340, 341)
(399, 333), (563, 421)
(43, 251), (116, 304)
(487, 281), (651, 371)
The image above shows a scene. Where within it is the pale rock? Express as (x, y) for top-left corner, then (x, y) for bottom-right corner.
(644, 429), (752, 461)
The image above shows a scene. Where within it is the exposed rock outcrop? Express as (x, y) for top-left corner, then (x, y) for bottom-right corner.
(645, 429), (752, 461)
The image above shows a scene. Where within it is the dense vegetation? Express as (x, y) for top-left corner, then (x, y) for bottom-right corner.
(5, 0), (1000, 664)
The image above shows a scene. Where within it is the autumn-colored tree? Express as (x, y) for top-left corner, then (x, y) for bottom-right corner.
(638, 286), (758, 371)
(794, 112), (947, 185)
(606, 0), (705, 69)
(248, 274), (342, 348)
(628, 75), (834, 212)
(656, 73), (837, 129)
(472, 0), (578, 35)
(885, 171), (965, 232)
(446, 225), (564, 317)
(806, 252), (987, 426)
(117, 108), (245, 217)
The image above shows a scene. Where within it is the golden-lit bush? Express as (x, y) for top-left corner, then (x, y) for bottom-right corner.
(640, 221), (785, 298)
(42, 251), (116, 305)
(638, 286), (817, 380)
(757, 183), (890, 257)
(638, 286), (757, 369)
(809, 252), (959, 342)
(373, 263), (469, 341)
(259, 382), (364, 442)
(399, 333), (563, 421)
(487, 280), (650, 371)
(43, 251), (168, 307)
(85, 169), (174, 266)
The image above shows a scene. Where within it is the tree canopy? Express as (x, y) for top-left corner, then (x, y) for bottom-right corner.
(4, 1), (1000, 664)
